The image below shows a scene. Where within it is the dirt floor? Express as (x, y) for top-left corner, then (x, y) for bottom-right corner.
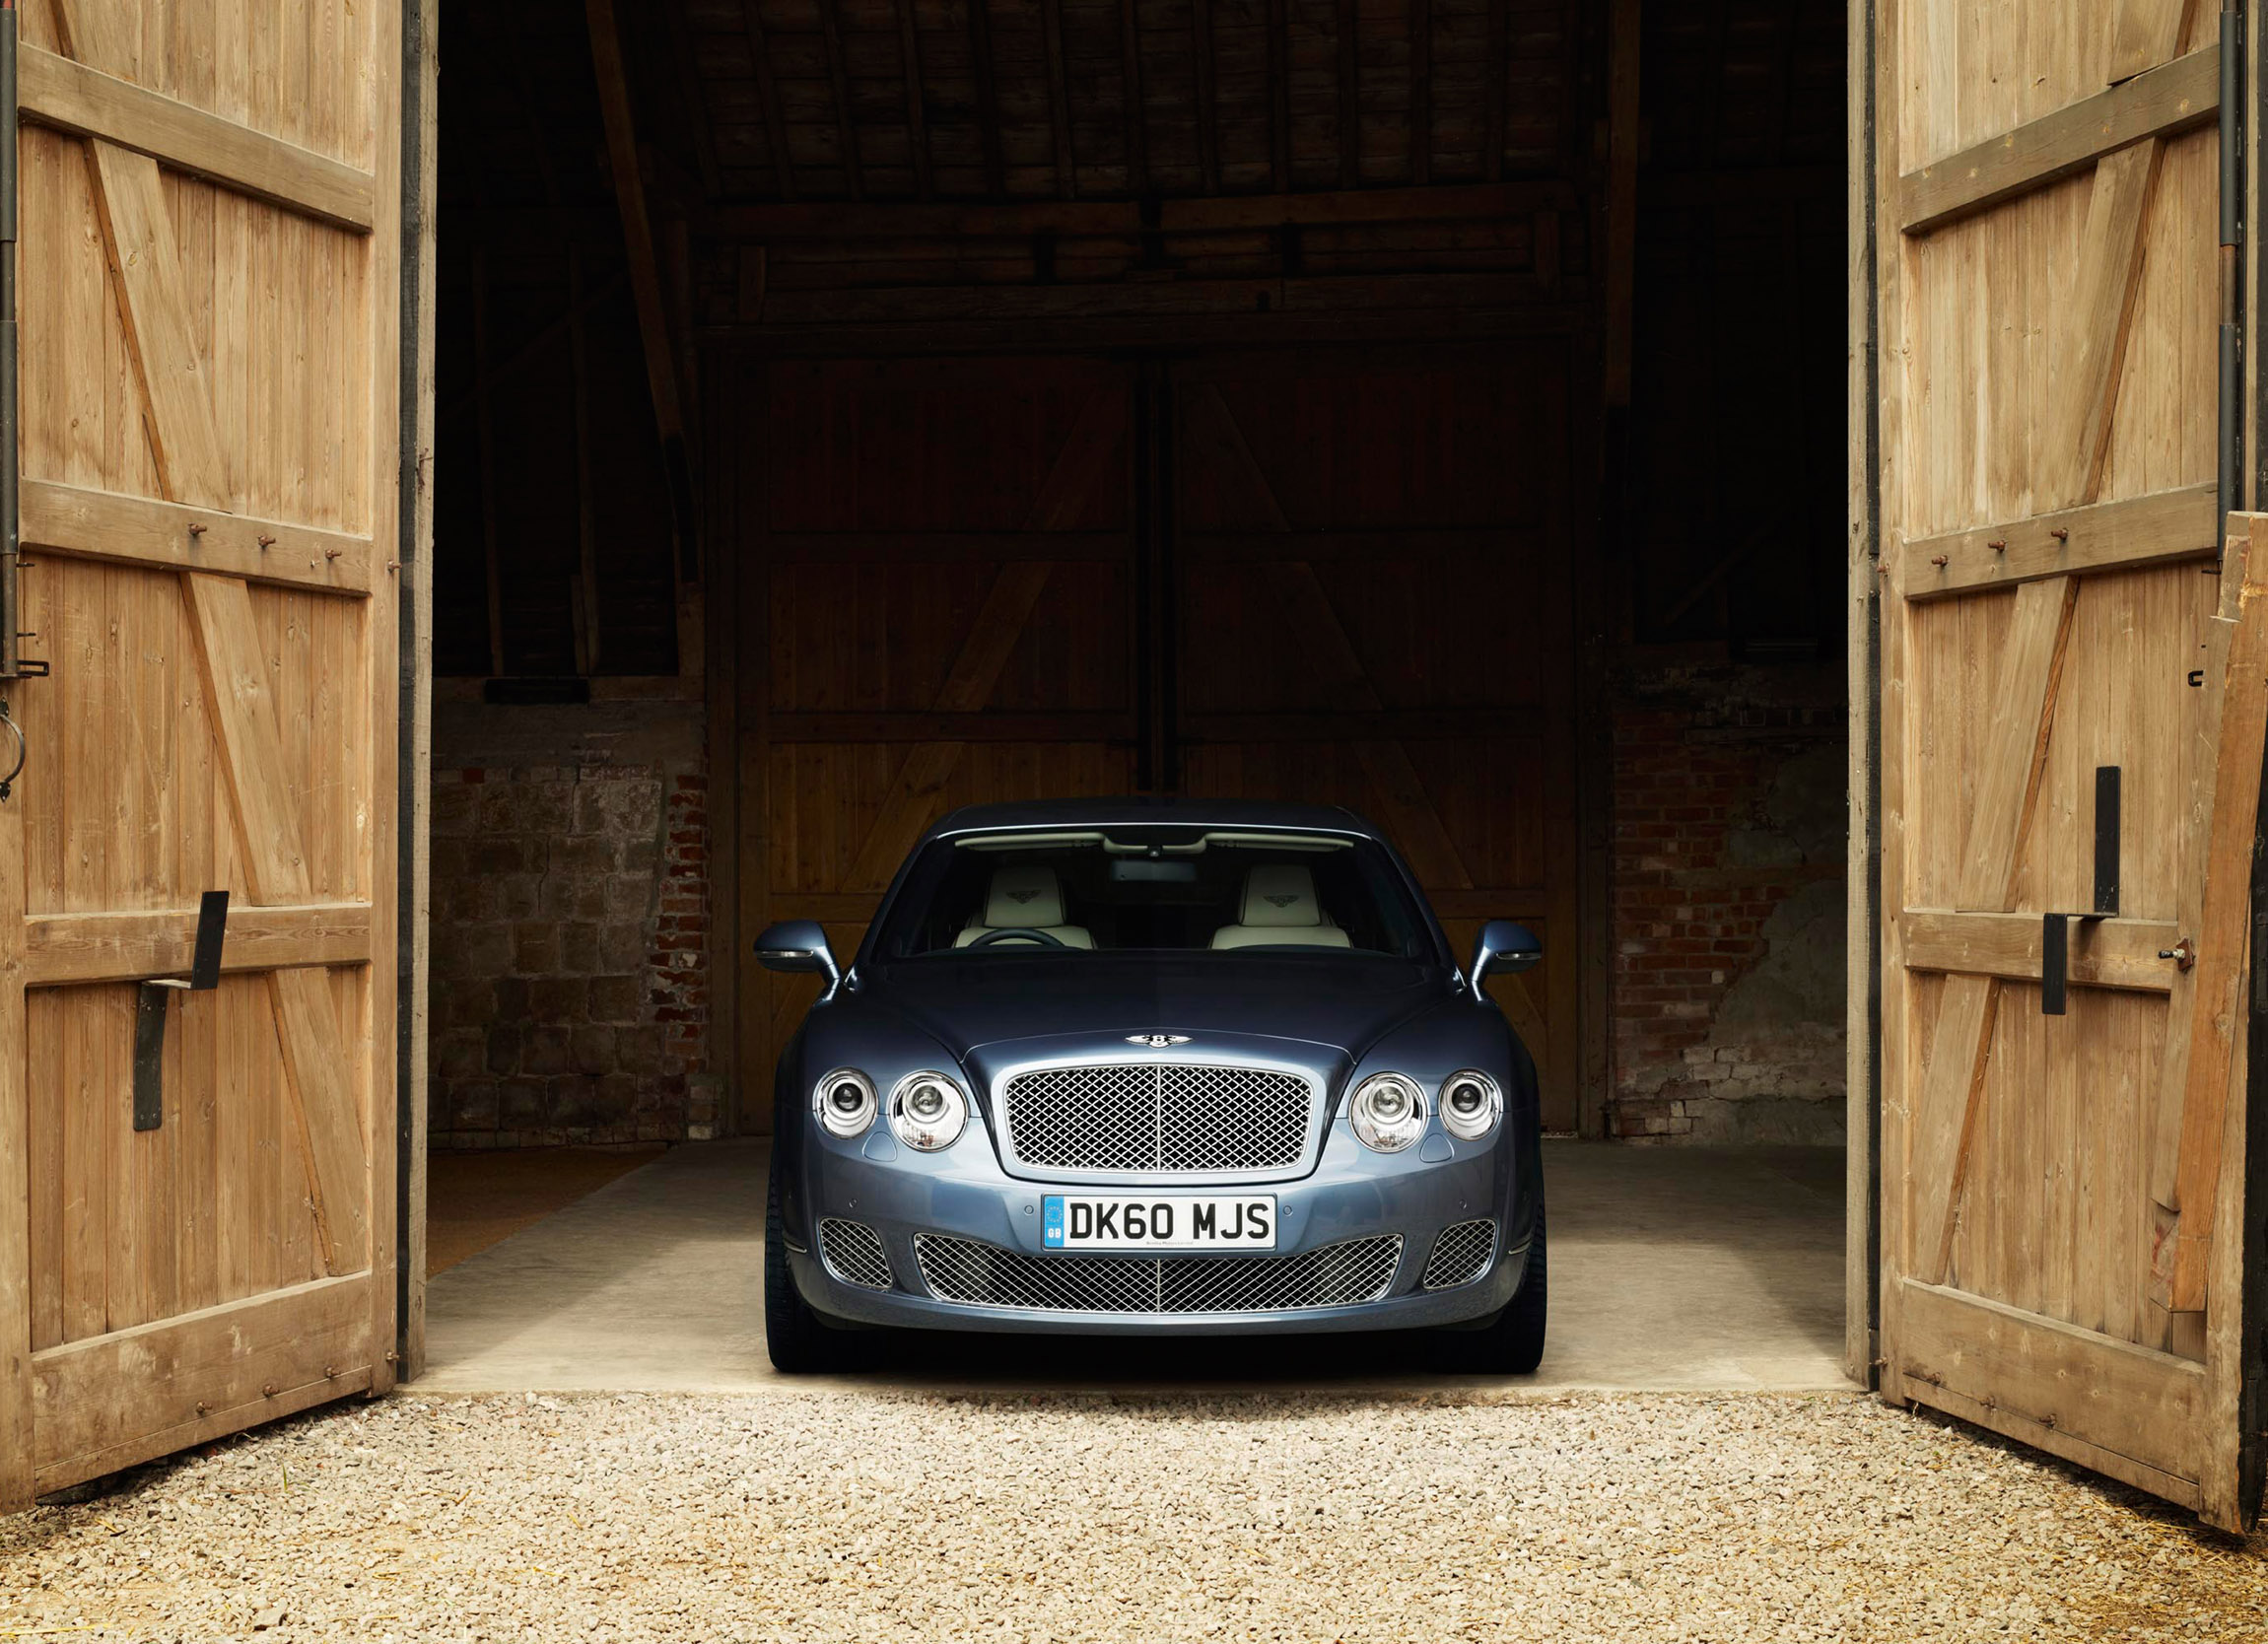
(425, 1146), (664, 1274)
(2, 1390), (2262, 1642)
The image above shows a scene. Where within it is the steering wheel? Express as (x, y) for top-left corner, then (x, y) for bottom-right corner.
(968, 926), (1070, 949)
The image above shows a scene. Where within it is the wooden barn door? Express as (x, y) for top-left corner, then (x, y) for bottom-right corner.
(737, 357), (1143, 1117)
(1872, 0), (2257, 1526)
(1170, 346), (1580, 1129)
(0, 0), (402, 1507)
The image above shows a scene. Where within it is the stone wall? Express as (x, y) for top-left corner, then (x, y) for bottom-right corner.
(428, 699), (716, 1148)
(1607, 660), (1848, 1144)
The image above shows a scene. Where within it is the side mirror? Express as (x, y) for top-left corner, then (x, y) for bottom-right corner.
(754, 920), (842, 987)
(1471, 920), (1542, 990)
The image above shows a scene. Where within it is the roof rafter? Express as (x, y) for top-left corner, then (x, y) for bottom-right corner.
(1335, 0), (1359, 186)
(1191, 0), (1219, 193)
(737, 1), (797, 199)
(1041, 0), (1077, 197)
(1120, 0), (1149, 195)
(966, 0), (1006, 196)
(816, 0), (865, 200)
(891, 0), (934, 199)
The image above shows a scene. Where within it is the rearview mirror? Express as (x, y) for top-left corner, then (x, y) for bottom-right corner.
(1471, 920), (1542, 990)
(754, 920), (842, 987)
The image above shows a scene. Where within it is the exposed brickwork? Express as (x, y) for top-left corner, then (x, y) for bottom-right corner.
(1610, 661), (1847, 1144)
(429, 719), (714, 1148)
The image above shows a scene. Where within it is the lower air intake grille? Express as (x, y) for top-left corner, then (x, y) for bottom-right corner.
(913, 1234), (1403, 1314)
(1420, 1218), (1497, 1290)
(818, 1219), (893, 1289)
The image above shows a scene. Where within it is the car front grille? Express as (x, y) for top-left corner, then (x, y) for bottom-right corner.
(817, 1219), (893, 1289)
(1420, 1218), (1497, 1289)
(999, 1062), (1314, 1174)
(912, 1233), (1402, 1314)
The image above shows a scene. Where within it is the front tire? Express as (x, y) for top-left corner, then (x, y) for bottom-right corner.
(765, 1148), (857, 1373)
(1431, 1213), (1547, 1374)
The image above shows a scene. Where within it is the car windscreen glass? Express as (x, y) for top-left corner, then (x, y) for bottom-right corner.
(868, 830), (1433, 959)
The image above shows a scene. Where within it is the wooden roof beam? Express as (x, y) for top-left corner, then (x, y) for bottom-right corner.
(1267, 0), (1290, 190)
(1603, 0), (1639, 407)
(1121, 0), (1149, 195)
(1335, 0), (1358, 187)
(968, 0), (1007, 196)
(1409, 0), (1432, 184)
(892, 0), (935, 200)
(738, 1), (799, 199)
(659, 0), (724, 199)
(705, 180), (1579, 239)
(816, 0), (866, 200)
(1482, 0), (1507, 181)
(585, 0), (698, 572)
(1192, 0), (1220, 194)
(1042, 0), (1077, 197)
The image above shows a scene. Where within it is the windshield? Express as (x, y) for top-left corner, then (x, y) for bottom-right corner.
(868, 829), (1435, 960)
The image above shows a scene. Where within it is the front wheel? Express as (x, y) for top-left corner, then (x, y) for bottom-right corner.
(765, 1149), (859, 1373)
(1430, 1213), (1547, 1374)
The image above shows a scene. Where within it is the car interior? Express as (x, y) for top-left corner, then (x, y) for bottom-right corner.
(880, 832), (1427, 958)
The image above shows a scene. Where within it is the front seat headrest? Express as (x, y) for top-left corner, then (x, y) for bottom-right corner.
(1238, 863), (1326, 926)
(983, 863), (1067, 928)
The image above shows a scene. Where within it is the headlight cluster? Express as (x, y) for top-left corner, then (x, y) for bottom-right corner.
(1348, 1068), (1502, 1152)
(810, 1067), (968, 1151)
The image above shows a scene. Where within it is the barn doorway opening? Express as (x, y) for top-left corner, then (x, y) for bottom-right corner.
(422, 0), (1856, 1380)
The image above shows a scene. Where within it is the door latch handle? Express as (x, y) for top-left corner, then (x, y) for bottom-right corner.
(0, 696), (22, 802)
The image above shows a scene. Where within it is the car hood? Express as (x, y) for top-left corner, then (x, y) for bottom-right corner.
(853, 951), (1450, 1064)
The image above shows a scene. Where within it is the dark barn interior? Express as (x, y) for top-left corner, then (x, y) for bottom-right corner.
(427, 0), (1849, 1152)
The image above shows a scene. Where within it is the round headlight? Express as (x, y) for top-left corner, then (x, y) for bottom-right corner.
(1350, 1072), (1427, 1153)
(813, 1068), (877, 1138)
(1438, 1070), (1503, 1141)
(889, 1071), (968, 1151)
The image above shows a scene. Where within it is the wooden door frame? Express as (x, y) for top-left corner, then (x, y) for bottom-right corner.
(1844, 0), (1884, 1394)
(701, 326), (1612, 1139)
(394, 0), (440, 1383)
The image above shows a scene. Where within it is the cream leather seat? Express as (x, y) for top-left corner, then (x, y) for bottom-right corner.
(1209, 864), (1351, 949)
(954, 864), (1095, 948)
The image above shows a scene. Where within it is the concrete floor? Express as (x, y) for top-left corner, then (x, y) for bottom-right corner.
(419, 1139), (1857, 1394)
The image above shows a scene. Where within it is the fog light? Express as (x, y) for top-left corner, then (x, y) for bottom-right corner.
(890, 1071), (968, 1151)
(1350, 1073), (1426, 1153)
(813, 1068), (877, 1137)
(1439, 1070), (1502, 1141)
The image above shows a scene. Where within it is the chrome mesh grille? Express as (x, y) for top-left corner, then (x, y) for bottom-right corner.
(1000, 1063), (1313, 1173)
(817, 1219), (893, 1289)
(1421, 1219), (1497, 1290)
(913, 1234), (1402, 1314)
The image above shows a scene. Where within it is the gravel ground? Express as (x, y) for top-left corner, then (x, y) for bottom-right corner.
(3, 1390), (2264, 1643)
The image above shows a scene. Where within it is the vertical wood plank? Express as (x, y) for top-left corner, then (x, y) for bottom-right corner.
(0, 695), (32, 1509)
(362, 0), (406, 1390)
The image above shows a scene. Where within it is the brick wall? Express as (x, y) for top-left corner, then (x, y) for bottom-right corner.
(1609, 660), (1847, 1144)
(428, 700), (716, 1148)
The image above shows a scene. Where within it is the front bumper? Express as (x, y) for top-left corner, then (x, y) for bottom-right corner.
(783, 1117), (1532, 1336)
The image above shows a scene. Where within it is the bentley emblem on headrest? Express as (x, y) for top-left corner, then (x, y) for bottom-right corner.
(1263, 893), (1300, 908)
(1006, 888), (1041, 903)
(1125, 1033), (1193, 1049)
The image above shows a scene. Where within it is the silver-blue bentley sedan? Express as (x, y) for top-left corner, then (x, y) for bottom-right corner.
(755, 797), (1546, 1372)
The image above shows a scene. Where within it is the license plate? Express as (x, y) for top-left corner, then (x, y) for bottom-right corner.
(1042, 1195), (1277, 1252)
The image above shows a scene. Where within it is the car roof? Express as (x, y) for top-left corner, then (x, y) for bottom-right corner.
(925, 796), (1383, 841)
